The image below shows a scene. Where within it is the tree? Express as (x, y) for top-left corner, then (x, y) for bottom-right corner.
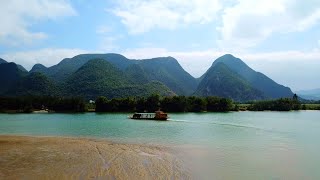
(95, 96), (109, 112)
(146, 94), (160, 112)
(187, 96), (206, 112)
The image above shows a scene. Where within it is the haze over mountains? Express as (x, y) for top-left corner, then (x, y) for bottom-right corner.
(296, 88), (320, 100)
(0, 53), (295, 102)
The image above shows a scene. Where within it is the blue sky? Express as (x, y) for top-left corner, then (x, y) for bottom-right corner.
(0, 0), (319, 91)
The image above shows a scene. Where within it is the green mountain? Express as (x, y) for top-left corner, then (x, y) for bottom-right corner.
(8, 72), (58, 96)
(31, 53), (133, 82)
(17, 65), (28, 72)
(208, 54), (293, 99)
(30, 64), (48, 74)
(0, 58), (27, 72)
(195, 62), (265, 101)
(30, 54), (197, 95)
(125, 64), (151, 84)
(0, 63), (28, 94)
(1, 54), (295, 101)
(132, 57), (198, 95)
(63, 59), (175, 99)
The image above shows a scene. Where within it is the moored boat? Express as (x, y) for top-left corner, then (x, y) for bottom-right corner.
(129, 110), (168, 121)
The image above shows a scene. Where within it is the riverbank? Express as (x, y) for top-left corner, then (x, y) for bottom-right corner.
(0, 135), (191, 179)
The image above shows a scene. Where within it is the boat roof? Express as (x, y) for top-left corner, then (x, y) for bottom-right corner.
(133, 113), (155, 114)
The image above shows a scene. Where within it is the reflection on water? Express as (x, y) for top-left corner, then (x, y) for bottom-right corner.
(1, 111), (320, 179)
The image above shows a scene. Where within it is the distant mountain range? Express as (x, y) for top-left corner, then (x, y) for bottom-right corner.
(296, 88), (320, 100)
(0, 53), (294, 101)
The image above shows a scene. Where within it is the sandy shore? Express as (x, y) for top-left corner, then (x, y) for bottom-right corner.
(0, 135), (191, 180)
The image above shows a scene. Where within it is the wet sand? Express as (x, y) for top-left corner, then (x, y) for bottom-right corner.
(0, 135), (191, 179)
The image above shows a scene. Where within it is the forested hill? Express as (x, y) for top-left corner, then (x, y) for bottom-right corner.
(210, 54), (293, 98)
(195, 62), (266, 101)
(196, 54), (294, 100)
(29, 53), (198, 96)
(62, 59), (175, 99)
(0, 62), (28, 94)
(0, 53), (294, 101)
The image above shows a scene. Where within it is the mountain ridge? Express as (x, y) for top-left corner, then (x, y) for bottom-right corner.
(203, 54), (294, 99)
(0, 53), (295, 101)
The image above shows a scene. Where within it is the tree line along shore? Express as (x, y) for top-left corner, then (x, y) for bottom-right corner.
(0, 94), (319, 113)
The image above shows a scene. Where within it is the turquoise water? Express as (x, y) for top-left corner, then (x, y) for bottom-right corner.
(1, 111), (320, 179)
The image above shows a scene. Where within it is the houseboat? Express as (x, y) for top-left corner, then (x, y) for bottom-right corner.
(129, 110), (168, 121)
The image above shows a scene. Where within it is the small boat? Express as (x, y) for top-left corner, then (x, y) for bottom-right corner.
(129, 110), (168, 121)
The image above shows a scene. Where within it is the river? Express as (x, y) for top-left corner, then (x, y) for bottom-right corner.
(1, 111), (319, 179)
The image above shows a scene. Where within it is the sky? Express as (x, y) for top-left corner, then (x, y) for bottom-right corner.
(0, 0), (319, 91)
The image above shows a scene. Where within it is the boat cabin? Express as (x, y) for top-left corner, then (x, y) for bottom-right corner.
(130, 111), (168, 120)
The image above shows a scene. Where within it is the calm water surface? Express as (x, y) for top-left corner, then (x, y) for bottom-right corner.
(1, 111), (319, 179)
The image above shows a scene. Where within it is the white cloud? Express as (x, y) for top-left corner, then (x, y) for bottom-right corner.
(0, 0), (76, 46)
(1, 48), (91, 70)
(96, 25), (112, 34)
(110, 0), (222, 34)
(123, 47), (320, 91)
(219, 0), (320, 49)
(98, 37), (119, 51)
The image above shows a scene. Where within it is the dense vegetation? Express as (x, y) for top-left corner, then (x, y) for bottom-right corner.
(0, 62), (28, 94)
(96, 94), (234, 112)
(1, 94), (319, 114)
(195, 62), (265, 101)
(29, 54), (197, 96)
(208, 54), (293, 98)
(0, 96), (86, 113)
(135, 57), (198, 95)
(247, 95), (301, 111)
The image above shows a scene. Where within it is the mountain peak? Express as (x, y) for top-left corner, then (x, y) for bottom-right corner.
(205, 54), (293, 99)
(214, 54), (243, 65)
(30, 63), (47, 73)
(195, 61), (265, 101)
(0, 58), (7, 64)
(220, 54), (236, 59)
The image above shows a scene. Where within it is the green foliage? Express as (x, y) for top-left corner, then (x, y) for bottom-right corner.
(206, 97), (233, 112)
(61, 59), (175, 99)
(31, 53), (133, 82)
(302, 104), (320, 110)
(195, 62), (265, 102)
(134, 57), (198, 95)
(96, 96), (137, 112)
(248, 98), (301, 111)
(10, 72), (58, 96)
(0, 96), (86, 113)
(146, 94), (160, 112)
(96, 95), (234, 112)
(161, 96), (188, 112)
(63, 59), (131, 99)
(187, 96), (207, 112)
(0, 62), (28, 94)
(211, 54), (293, 99)
(30, 64), (47, 74)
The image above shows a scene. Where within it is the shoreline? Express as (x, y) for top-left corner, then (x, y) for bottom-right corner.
(0, 135), (191, 179)
(0, 109), (319, 114)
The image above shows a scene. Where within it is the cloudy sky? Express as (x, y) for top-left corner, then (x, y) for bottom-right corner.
(0, 0), (319, 91)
